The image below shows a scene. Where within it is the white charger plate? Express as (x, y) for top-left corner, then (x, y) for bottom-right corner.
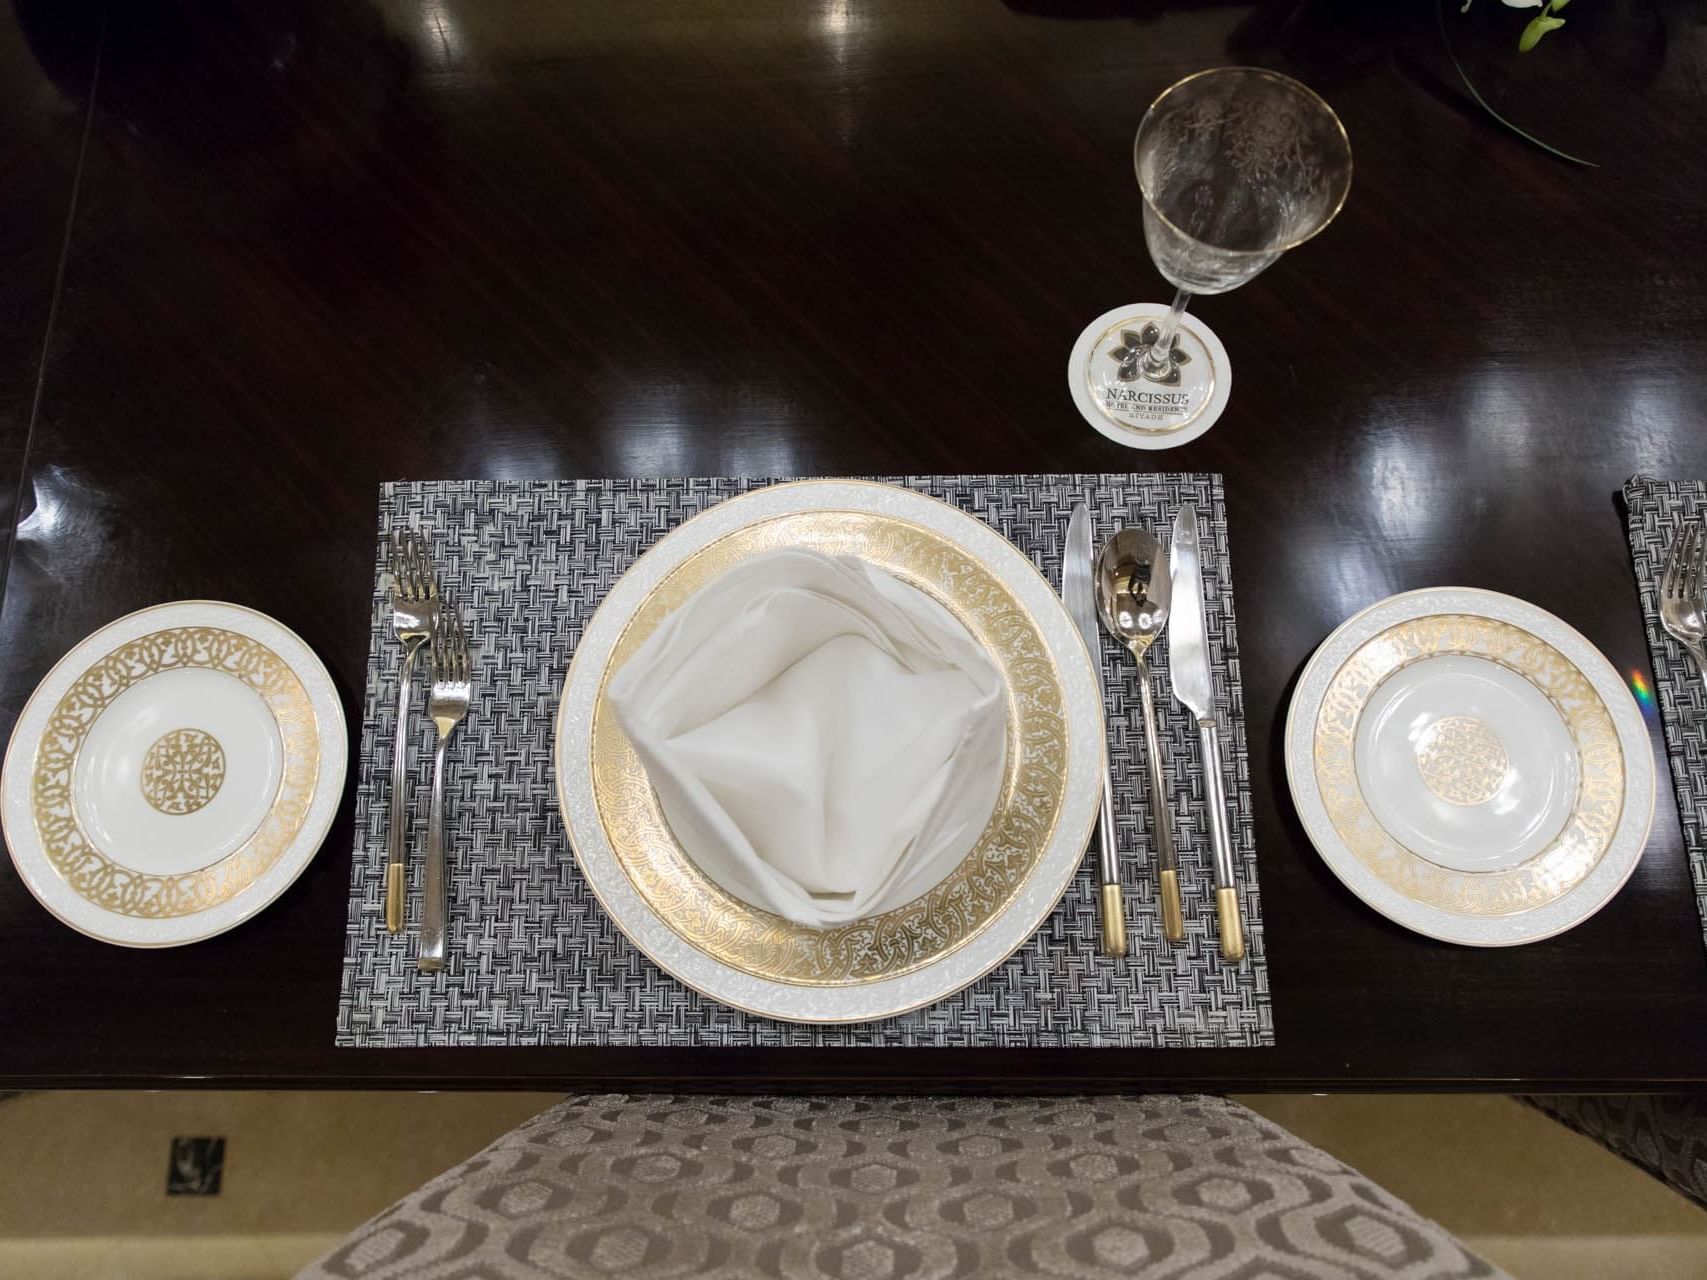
(555, 481), (1104, 1023)
(2, 601), (346, 947)
(1286, 587), (1654, 946)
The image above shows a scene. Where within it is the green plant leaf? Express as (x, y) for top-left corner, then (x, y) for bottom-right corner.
(1519, 13), (1566, 51)
(1436, 0), (1597, 165)
(1548, 0), (1571, 10)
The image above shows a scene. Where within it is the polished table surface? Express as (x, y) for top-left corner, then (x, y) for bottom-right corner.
(1, 0), (1703, 1091)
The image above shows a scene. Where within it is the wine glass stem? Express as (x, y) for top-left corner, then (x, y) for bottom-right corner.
(1144, 288), (1192, 374)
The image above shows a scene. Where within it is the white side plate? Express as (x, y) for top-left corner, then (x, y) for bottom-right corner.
(2, 601), (346, 947)
(1285, 587), (1654, 946)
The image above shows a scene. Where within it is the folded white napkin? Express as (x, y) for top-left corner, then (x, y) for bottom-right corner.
(607, 548), (1008, 927)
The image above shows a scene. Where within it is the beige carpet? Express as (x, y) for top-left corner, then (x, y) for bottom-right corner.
(0, 1090), (1701, 1279)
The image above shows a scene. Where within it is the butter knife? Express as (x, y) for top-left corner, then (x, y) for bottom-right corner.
(1063, 503), (1126, 957)
(1167, 504), (1245, 963)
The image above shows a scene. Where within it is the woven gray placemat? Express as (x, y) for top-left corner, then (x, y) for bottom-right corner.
(1624, 474), (1707, 959)
(336, 475), (1271, 1046)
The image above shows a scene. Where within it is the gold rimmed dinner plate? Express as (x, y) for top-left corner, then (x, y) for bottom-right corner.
(1, 601), (347, 947)
(555, 481), (1104, 1023)
(1285, 587), (1653, 946)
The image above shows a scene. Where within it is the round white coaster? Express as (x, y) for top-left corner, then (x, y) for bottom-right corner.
(1067, 303), (1232, 450)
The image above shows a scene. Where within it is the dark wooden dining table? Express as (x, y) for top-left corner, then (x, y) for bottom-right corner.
(1, 0), (1703, 1092)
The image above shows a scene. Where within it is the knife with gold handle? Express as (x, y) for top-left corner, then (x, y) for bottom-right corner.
(1063, 503), (1126, 957)
(1168, 503), (1244, 963)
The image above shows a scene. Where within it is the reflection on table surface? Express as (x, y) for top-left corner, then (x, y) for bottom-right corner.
(0, 0), (1703, 1090)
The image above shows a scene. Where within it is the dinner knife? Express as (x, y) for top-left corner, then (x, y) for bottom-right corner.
(1063, 503), (1126, 957)
(1167, 503), (1245, 963)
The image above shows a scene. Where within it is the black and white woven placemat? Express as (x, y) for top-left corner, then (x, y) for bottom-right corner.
(336, 475), (1271, 1047)
(1624, 474), (1707, 959)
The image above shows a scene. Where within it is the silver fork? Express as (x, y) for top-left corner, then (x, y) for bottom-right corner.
(385, 530), (440, 935)
(1660, 524), (1707, 682)
(418, 609), (471, 973)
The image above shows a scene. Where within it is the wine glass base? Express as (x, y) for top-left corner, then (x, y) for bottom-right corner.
(1067, 304), (1232, 450)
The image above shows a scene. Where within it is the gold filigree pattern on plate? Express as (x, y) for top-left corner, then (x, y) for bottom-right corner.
(1414, 715), (1509, 807)
(1313, 615), (1624, 917)
(141, 729), (227, 815)
(31, 628), (319, 917)
(590, 510), (1068, 987)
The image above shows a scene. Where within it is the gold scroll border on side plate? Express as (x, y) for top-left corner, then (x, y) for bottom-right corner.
(589, 508), (1069, 988)
(1313, 613), (1625, 917)
(30, 627), (320, 918)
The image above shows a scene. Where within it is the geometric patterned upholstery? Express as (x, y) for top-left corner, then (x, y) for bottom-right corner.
(1524, 1094), (1707, 1210)
(297, 1093), (1509, 1279)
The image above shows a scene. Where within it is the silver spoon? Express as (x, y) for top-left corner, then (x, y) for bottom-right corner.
(1095, 528), (1185, 944)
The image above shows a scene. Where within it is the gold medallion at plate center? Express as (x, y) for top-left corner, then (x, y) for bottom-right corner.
(141, 729), (228, 815)
(1313, 614), (1624, 917)
(589, 509), (1068, 987)
(1414, 715), (1508, 807)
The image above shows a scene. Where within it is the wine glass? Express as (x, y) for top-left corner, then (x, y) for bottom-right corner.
(1073, 68), (1351, 445)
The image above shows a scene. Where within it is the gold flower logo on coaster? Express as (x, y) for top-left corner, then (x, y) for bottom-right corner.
(141, 729), (227, 815)
(1108, 323), (1191, 386)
